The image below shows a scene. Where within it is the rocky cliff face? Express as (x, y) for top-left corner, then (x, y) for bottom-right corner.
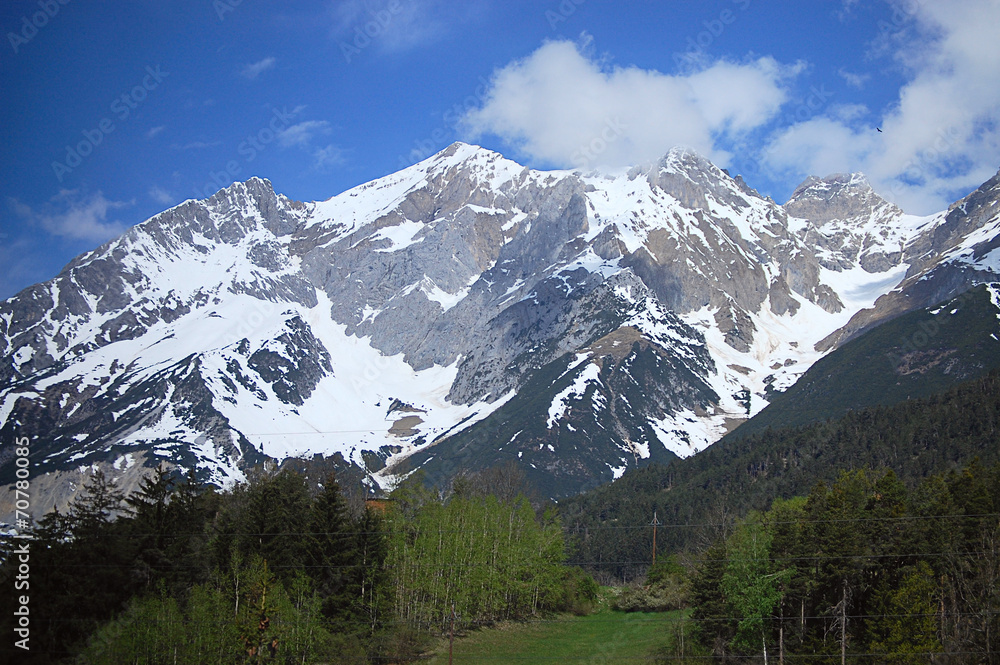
(815, 168), (1000, 351)
(2, 143), (999, 513)
(785, 173), (907, 272)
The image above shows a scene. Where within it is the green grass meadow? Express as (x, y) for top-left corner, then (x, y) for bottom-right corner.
(424, 605), (689, 665)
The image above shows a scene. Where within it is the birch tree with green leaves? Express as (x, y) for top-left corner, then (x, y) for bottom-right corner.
(384, 493), (566, 630)
(721, 514), (790, 665)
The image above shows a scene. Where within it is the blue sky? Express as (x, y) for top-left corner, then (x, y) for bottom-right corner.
(2, 0), (999, 300)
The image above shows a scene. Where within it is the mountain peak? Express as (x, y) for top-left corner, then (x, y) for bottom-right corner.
(658, 146), (716, 173)
(6, 140), (999, 515)
(785, 171), (899, 225)
(427, 142), (511, 169)
(787, 172), (872, 204)
(784, 171), (909, 273)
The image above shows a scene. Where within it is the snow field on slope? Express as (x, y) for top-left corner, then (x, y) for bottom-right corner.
(677, 259), (911, 443)
(207, 291), (515, 471)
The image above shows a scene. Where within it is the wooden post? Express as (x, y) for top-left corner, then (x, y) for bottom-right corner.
(651, 511), (661, 566)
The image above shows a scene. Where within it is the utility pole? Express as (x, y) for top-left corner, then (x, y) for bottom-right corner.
(651, 511), (662, 565)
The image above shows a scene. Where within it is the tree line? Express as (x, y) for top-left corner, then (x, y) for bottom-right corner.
(5, 368), (1000, 662)
(0, 464), (591, 664)
(686, 462), (1000, 663)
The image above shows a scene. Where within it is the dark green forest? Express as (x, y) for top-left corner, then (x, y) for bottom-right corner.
(686, 464), (1000, 663)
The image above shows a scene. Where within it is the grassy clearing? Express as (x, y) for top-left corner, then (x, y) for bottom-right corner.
(424, 603), (687, 665)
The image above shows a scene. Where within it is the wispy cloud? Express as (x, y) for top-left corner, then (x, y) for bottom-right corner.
(10, 190), (132, 243)
(278, 120), (332, 148)
(836, 0), (863, 21)
(148, 186), (174, 206)
(146, 125), (166, 139)
(241, 56), (276, 80)
(837, 68), (870, 89)
(332, 0), (481, 54)
(171, 140), (223, 151)
(314, 144), (347, 170)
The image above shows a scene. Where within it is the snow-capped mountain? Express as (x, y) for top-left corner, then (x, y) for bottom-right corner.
(2, 143), (999, 511)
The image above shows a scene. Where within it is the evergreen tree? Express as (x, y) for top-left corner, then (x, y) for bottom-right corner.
(354, 505), (391, 633)
(690, 539), (734, 658)
(306, 472), (361, 629)
(211, 467), (312, 582)
(867, 561), (942, 663)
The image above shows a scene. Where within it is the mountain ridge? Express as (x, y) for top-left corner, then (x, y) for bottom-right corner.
(2, 142), (999, 514)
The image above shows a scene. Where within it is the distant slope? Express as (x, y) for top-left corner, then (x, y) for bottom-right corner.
(730, 283), (1000, 438)
(391, 290), (718, 499)
(560, 367), (1000, 581)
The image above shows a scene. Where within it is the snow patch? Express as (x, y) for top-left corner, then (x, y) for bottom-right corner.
(547, 361), (601, 429)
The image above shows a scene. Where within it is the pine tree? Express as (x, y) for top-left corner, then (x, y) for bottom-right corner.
(307, 472), (362, 629)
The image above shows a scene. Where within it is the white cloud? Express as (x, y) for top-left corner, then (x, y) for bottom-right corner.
(314, 144), (347, 170)
(11, 191), (131, 242)
(460, 40), (800, 170)
(240, 56), (276, 80)
(765, 0), (1000, 213)
(278, 120), (332, 148)
(146, 125), (166, 139)
(764, 118), (875, 183)
(148, 186), (174, 206)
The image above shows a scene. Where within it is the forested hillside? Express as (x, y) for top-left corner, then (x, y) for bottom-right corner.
(4, 460), (995, 663)
(4, 362), (1000, 663)
(561, 368), (1000, 582)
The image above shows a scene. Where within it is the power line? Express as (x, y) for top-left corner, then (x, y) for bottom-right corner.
(10, 511), (995, 538)
(16, 548), (1000, 571)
